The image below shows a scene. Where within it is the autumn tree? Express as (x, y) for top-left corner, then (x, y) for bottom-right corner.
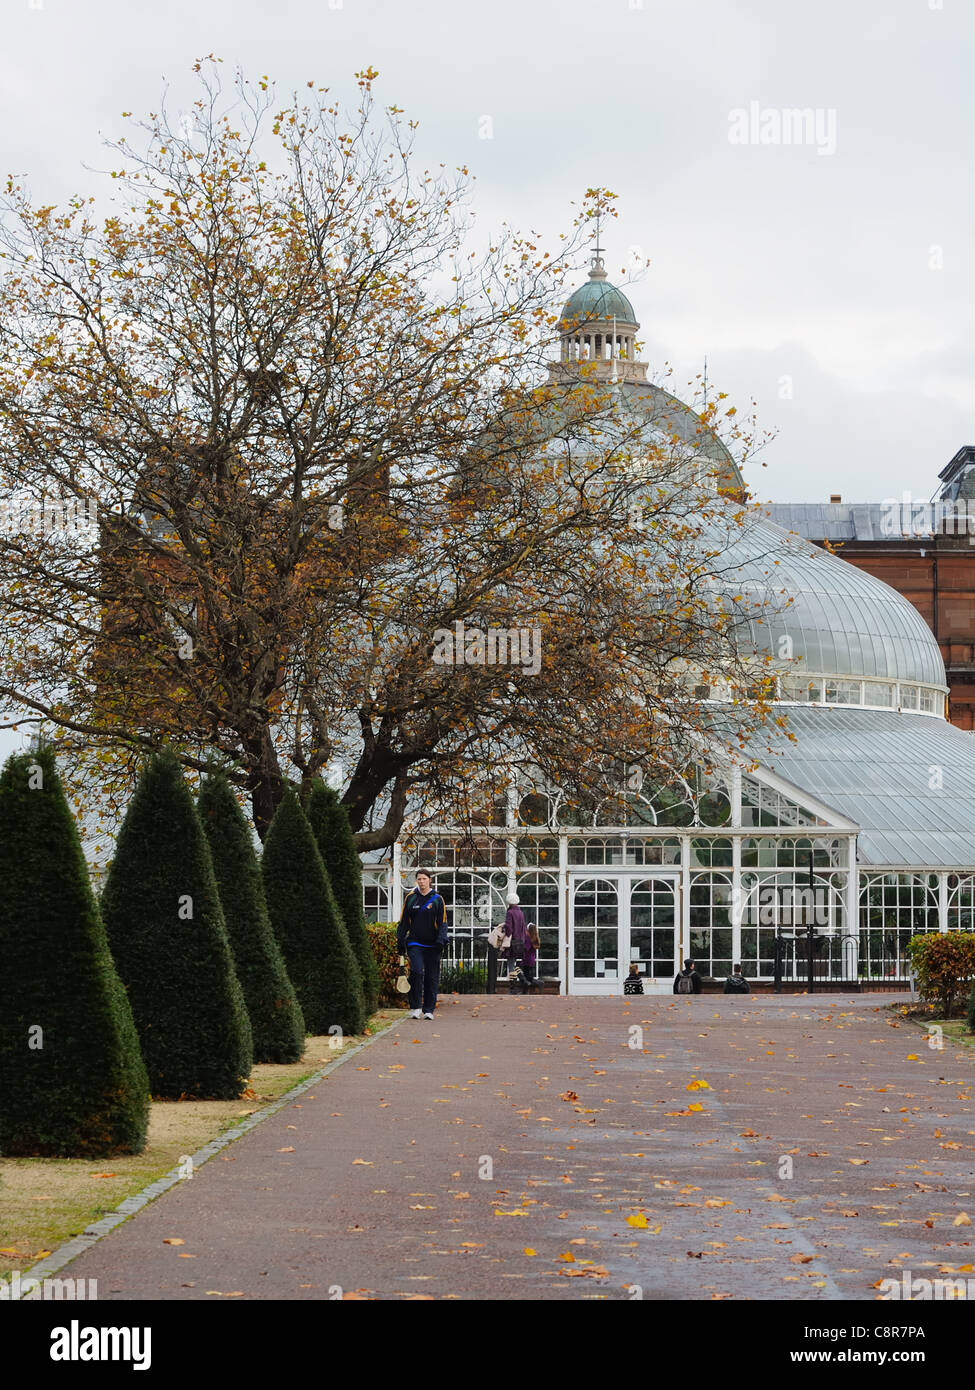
(0, 60), (777, 850)
(0, 746), (149, 1157)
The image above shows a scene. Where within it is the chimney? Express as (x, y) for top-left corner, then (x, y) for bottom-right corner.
(829, 493), (841, 503)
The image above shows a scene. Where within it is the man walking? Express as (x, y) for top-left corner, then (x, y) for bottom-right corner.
(397, 870), (448, 1020)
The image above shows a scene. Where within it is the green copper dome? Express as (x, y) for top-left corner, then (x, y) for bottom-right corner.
(560, 268), (638, 329)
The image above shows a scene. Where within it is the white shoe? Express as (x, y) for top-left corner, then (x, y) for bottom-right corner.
(423, 1012), (435, 1020)
(410, 1009), (422, 1019)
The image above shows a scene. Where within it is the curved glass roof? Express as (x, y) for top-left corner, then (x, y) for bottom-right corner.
(753, 706), (975, 866)
(703, 508), (946, 688)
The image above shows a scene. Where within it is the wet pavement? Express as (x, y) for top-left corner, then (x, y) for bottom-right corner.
(50, 993), (975, 1300)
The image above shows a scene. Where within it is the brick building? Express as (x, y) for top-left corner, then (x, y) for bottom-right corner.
(766, 445), (975, 730)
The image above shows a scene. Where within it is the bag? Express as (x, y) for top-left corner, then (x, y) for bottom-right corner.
(487, 924), (511, 951)
(677, 974), (694, 995)
(395, 955), (410, 995)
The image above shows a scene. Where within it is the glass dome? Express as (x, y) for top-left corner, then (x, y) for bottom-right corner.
(706, 508), (946, 689)
(560, 274), (637, 329)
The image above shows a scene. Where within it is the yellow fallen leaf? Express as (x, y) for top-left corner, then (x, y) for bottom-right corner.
(688, 1102), (704, 1112)
(162, 1238), (184, 1246)
(352, 1159), (373, 1165)
(627, 1213), (649, 1228)
(954, 1213), (972, 1227)
(558, 1251), (576, 1262)
(523, 1248), (537, 1257)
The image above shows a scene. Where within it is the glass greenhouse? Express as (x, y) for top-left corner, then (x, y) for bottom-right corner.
(361, 259), (975, 993)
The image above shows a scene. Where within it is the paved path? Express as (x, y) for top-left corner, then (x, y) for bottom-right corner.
(53, 994), (975, 1300)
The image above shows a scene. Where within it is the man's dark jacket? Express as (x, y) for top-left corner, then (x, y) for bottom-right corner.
(673, 968), (703, 995)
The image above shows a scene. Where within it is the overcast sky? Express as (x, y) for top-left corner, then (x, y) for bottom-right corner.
(3, 0), (970, 506)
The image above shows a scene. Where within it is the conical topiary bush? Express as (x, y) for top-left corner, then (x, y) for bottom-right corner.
(262, 786), (365, 1036)
(100, 749), (253, 1099)
(0, 747), (150, 1156)
(306, 778), (380, 1014)
(198, 770), (305, 1063)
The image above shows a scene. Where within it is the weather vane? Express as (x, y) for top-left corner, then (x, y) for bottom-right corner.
(592, 210), (604, 271)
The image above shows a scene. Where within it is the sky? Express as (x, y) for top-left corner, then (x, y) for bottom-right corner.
(1, 0), (968, 511)
(0, 0), (969, 766)
(3, 0), (970, 508)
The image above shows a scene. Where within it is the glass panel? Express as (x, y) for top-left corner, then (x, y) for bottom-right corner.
(574, 929), (595, 956)
(862, 680), (894, 708)
(596, 928), (618, 957)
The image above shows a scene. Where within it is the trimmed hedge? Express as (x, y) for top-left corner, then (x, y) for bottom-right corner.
(306, 779), (381, 1014)
(198, 771), (305, 1063)
(101, 749), (253, 1099)
(366, 922), (407, 1007)
(0, 747), (150, 1156)
(262, 787), (366, 1036)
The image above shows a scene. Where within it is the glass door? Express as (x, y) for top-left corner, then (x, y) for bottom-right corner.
(569, 874), (680, 994)
(628, 877), (678, 991)
(570, 877), (621, 993)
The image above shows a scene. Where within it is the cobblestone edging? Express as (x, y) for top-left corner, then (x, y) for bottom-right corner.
(9, 1018), (403, 1298)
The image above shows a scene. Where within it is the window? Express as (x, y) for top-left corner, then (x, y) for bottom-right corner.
(363, 871), (390, 923)
(824, 679), (861, 705)
(862, 681), (894, 708)
(688, 874), (733, 978)
(516, 871), (561, 979)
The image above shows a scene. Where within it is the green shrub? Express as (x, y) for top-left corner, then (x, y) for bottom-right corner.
(366, 922), (406, 1006)
(0, 747), (150, 1156)
(306, 780), (380, 1014)
(262, 787), (365, 1035)
(439, 961), (488, 994)
(198, 771), (305, 1063)
(101, 749), (253, 1099)
(908, 932), (975, 1018)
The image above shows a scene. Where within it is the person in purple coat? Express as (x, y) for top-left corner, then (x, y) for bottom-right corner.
(504, 893), (527, 957)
